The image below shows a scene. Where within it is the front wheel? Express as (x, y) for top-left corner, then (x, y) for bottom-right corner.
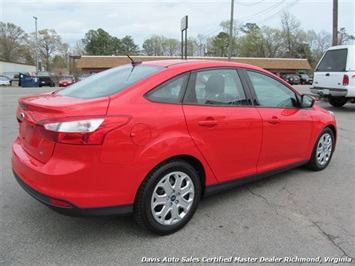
(328, 97), (347, 107)
(134, 160), (201, 235)
(306, 128), (335, 171)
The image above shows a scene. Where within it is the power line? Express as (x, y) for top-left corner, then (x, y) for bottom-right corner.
(254, 0), (299, 24)
(201, 0), (299, 37)
(235, 0), (265, 6)
(237, 0), (288, 21)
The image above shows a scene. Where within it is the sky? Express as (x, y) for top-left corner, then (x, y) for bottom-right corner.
(1, 0), (354, 48)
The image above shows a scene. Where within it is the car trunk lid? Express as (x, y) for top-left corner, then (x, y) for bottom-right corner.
(16, 93), (110, 163)
(313, 72), (347, 89)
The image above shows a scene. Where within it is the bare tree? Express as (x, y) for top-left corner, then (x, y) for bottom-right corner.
(261, 26), (283, 58)
(162, 38), (180, 56)
(37, 29), (63, 71)
(306, 30), (331, 67)
(338, 27), (355, 45)
(72, 40), (86, 55)
(280, 12), (306, 57)
(0, 22), (30, 63)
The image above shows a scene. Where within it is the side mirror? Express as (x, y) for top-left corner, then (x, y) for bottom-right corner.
(301, 94), (315, 108)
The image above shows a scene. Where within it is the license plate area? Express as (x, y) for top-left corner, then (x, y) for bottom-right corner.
(320, 89), (330, 95)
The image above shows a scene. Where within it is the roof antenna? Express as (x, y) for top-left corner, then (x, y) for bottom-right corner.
(122, 50), (142, 66)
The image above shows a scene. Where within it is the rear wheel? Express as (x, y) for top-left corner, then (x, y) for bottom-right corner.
(328, 97), (347, 107)
(134, 160), (201, 235)
(306, 128), (334, 171)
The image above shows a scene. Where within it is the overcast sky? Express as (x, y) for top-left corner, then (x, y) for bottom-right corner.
(2, 0), (354, 48)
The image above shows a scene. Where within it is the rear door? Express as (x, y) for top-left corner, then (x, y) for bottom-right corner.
(183, 68), (262, 182)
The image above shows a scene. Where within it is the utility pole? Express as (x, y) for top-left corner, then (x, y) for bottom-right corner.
(228, 0), (234, 61)
(332, 0), (338, 46)
(33, 16), (38, 73)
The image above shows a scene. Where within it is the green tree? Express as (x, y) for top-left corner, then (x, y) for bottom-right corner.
(112, 37), (123, 54)
(51, 55), (66, 69)
(120, 35), (140, 55)
(295, 42), (314, 67)
(219, 19), (241, 56)
(238, 24), (265, 57)
(241, 23), (260, 34)
(210, 32), (230, 57)
(0, 22), (30, 63)
(82, 28), (115, 55)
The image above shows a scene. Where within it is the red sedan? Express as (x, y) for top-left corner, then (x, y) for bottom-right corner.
(58, 76), (75, 87)
(12, 60), (337, 235)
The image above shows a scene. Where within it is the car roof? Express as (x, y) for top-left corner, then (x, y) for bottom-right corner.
(140, 59), (264, 72)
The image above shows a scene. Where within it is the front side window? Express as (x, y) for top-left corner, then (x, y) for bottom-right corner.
(57, 65), (163, 99)
(184, 69), (248, 106)
(247, 71), (298, 108)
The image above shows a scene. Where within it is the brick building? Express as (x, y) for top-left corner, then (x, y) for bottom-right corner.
(77, 56), (311, 77)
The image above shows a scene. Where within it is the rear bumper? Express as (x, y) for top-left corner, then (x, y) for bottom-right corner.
(310, 87), (348, 97)
(11, 137), (139, 213)
(13, 169), (133, 217)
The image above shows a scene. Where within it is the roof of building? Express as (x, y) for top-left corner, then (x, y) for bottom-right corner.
(77, 56), (311, 70)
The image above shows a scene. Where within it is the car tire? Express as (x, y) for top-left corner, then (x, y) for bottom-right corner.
(306, 128), (334, 171)
(134, 159), (201, 235)
(328, 97), (347, 107)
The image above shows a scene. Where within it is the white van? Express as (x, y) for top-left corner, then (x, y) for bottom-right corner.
(311, 44), (355, 107)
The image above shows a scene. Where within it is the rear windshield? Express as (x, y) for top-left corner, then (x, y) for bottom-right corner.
(57, 64), (163, 99)
(316, 48), (348, 72)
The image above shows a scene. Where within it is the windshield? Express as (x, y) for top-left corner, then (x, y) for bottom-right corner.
(57, 64), (163, 99)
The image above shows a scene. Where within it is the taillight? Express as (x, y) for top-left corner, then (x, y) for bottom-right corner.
(38, 116), (131, 145)
(343, 75), (349, 85)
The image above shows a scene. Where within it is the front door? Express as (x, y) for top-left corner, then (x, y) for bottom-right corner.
(245, 70), (313, 173)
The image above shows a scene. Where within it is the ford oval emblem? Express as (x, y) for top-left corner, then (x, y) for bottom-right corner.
(20, 113), (25, 120)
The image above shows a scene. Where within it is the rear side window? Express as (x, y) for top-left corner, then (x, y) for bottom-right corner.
(145, 74), (189, 104)
(57, 65), (163, 99)
(316, 48), (348, 72)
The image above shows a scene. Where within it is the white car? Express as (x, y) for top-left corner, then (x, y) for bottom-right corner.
(311, 45), (355, 107)
(0, 75), (11, 86)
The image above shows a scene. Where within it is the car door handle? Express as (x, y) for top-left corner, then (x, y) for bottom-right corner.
(198, 120), (218, 127)
(267, 116), (280, 125)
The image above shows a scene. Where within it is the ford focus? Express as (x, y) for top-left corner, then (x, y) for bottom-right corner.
(12, 60), (337, 235)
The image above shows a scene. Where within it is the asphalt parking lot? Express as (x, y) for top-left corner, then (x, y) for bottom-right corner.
(1, 85), (354, 265)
